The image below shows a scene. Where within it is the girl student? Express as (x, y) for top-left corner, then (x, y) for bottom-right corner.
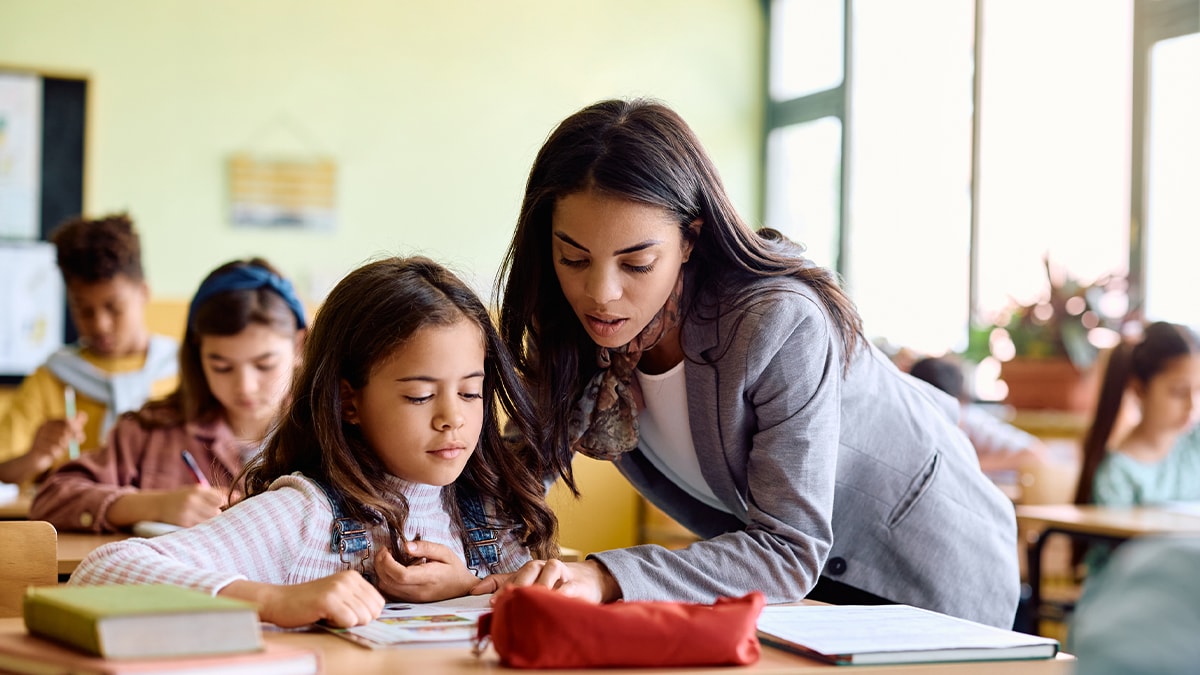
(482, 98), (1019, 628)
(72, 256), (561, 629)
(1075, 321), (1200, 512)
(30, 258), (307, 533)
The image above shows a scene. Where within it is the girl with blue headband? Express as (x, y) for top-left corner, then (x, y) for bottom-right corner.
(31, 258), (306, 533)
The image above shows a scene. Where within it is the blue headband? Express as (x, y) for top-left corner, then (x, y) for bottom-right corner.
(187, 265), (307, 331)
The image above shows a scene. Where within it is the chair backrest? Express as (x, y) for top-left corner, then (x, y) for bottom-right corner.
(0, 521), (57, 617)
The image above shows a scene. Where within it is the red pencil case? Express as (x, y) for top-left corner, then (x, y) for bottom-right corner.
(474, 586), (765, 669)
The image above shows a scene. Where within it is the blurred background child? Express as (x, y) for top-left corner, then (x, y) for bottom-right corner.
(0, 214), (178, 485)
(909, 355), (1047, 473)
(30, 258), (306, 532)
(1073, 321), (1200, 570)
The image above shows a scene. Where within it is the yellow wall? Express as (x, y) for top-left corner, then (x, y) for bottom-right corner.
(0, 1), (764, 303)
(0, 1), (760, 554)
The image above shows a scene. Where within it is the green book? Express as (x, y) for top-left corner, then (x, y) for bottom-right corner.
(23, 584), (262, 659)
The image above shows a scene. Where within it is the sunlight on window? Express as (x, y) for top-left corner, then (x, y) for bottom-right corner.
(769, 0), (844, 100)
(975, 0), (1132, 321)
(846, 0), (974, 354)
(765, 118), (842, 269)
(1143, 32), (1200, 327)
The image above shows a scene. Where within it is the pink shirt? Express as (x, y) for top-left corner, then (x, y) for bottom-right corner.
(69, 474), (532, 595)
(30, 415), (248, 533)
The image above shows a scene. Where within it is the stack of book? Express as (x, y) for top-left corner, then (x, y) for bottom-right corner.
(0, 584), (319, 675)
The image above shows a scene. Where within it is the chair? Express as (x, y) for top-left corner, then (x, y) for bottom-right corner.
(0, 520), (58, 617)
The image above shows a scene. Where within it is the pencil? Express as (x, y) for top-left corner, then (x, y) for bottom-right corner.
(180, 449), (211, 487)
(63, 386), (80, 460)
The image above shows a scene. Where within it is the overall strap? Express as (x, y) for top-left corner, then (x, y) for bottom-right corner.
(458, 488), (500, 574)
(309, 477), (374, 584)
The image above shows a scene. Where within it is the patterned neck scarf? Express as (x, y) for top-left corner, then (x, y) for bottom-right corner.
(568, 273), (685, 461)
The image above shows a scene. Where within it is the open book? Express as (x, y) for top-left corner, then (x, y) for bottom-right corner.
(320, 594), (493, 649)
(757, 604), (1059, 666)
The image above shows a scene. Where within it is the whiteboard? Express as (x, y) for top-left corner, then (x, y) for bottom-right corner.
(0, 241), (63, 376)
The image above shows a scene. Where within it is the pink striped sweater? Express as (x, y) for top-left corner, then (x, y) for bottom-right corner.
(69, 473), (531, 593)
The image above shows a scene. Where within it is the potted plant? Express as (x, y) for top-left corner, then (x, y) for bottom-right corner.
(965, 256), (1133, 412)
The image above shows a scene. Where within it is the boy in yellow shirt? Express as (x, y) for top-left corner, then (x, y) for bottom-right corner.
(0, 214), (178, 484)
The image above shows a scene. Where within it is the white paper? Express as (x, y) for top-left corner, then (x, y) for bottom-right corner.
(0, 72), (42, 240)
(757, 604), (1059, 656)
(0, 242), (64, 375)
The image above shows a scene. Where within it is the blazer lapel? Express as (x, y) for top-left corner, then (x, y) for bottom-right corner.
(681, 311), (749, 522)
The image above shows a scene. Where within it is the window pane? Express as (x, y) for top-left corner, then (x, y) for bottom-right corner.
(846, 0), (975, 354)
(976, 0), (1132, 320)
(765, 117), (841, 269)
(1144, 32), (1200, 326)
(770, 0), (844, 100)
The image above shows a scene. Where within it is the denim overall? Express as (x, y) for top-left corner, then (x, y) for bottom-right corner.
(320, 483), (501, 583)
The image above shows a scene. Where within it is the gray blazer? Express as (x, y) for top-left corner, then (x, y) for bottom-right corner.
(590, 277), (1020, 628)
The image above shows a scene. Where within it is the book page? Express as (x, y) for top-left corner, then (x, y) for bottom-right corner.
(322, 595), (493, 649)
(757, 605), (1058, 656)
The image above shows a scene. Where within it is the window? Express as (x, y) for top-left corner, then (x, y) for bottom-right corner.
(765, 0), (1195, 358)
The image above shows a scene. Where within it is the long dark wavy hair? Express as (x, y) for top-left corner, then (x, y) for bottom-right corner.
(1075, 321), (1200, 506)
(137, 257), (300, 429)
(495, 98), (863, 476)
(243, 256), (558, 564)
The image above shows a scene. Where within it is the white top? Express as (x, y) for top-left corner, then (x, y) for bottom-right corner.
(636, 361), (731, 514)
(70, 473), (531, 594)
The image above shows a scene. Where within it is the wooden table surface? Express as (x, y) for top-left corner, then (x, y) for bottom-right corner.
(1015, 503), (1200, 539)
(0, 617), (1074, 675)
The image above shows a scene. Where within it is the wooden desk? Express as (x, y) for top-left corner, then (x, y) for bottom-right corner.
(0, 491), (32, 520)
(1016, 504), (1200, 628)
(0, 616), (1073, 674)
(55, 532), (131, 577)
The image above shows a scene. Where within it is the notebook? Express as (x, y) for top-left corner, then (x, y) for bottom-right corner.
(756, 604), (1060, 666)
(321, 594), (493, 649)
(0, 631), (319, 675)
(23, 584), (261, 659)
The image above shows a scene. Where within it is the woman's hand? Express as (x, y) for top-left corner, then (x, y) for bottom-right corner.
(373, 540), (480, 602)
(471, 559), (622, 604)
(222, 571), (384, 628)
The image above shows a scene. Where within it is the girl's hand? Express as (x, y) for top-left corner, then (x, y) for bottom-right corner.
(373, 540), (480, 602)
(471, 559), (622, 604)
(223, 572), (384, 628)
(156, 486), (227, 526)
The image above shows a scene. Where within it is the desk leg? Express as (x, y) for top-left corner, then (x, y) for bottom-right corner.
(1025, 527), (1130, 634)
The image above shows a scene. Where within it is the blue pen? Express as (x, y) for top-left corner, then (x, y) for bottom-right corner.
(63, 386), (80, 460)
(180, 449), (211, 487)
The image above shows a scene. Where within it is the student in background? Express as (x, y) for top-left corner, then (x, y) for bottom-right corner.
(1075, 321), (1200, 502)
(484, 98), (1018, 628)
(72, 257), (561, 629)
(31, 258), (306, 533)
(1068, 535), (1200, 675)
(0, 214), (178, 485)
(908, 355), (1047, 473)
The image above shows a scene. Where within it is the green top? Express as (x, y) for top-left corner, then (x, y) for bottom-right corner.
(1093, 425), (1200, 506)
(1085, 425), (1200, 572)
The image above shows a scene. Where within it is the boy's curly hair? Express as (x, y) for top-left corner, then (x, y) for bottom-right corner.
(49, 213), (144, 284)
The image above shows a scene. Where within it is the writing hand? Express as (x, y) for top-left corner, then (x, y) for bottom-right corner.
(373, 540), (480, 602)
(155, 486), (227, 526)
(222, 571), (383, 628)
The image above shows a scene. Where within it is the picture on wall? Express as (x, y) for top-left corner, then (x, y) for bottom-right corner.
(228, 153), (336, 231)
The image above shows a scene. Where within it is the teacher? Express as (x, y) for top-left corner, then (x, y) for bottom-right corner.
(488, 98), (1019, 628)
